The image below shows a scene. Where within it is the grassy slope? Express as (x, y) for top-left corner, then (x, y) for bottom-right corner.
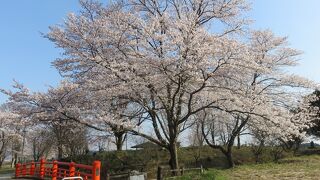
(70, 146), (295, 178)
(0, 165), (14, 175)
(174, 155), (320, 180)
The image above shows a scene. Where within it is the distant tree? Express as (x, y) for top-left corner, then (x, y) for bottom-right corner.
(10, 139), (21, 168)
(250, 128), (267, 163)
(0, 105), (22, 168)
(268, 139), (284, 162)
(188, 120), (205, 165)
(3, 82), (87, 159)
(310, 141), (315, 149)
(28, 128), (54, 161)
(2, 81), (129, 154)
(304, 90), (320, 137)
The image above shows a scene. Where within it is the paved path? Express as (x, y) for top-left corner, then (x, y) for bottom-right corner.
(0, 173), (32, 179)
(0, 173), (13, 179)
(0, 175), (34, 179)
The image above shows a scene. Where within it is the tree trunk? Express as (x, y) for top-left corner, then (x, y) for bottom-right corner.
(11, 153), (18, 168)
(237, 134), (241, 149)
(0, 158), (4, 169)
(115, 139), (123, 151)
(57, 144), (63, 160)
(0, 149), (5, 168)
(222, 138), (236, 168)
(115, 133), (125, 151)
(225, 149), (235, 168)
(168, 142), (179, 174)
(55, 123), (64, 160)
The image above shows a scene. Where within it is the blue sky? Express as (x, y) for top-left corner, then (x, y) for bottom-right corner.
(1, 0), (320, 104)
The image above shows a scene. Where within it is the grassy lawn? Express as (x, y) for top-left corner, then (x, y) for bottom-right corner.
(0, 165), (14, 175)
(173, 155), (320, 180)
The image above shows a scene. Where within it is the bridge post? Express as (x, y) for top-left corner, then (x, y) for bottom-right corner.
(69, 162), (75, 177)
(15, 163), (21, 178)
(52, 160), (58, 180)
(40, 158), (46, 178)
(92, 161), (101, 180)
(30, 161), (35, 176)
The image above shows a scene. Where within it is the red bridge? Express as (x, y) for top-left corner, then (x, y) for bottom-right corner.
(15, 158), (101, 180)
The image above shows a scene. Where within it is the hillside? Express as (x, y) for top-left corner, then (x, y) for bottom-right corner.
(174, 155), (320, 180)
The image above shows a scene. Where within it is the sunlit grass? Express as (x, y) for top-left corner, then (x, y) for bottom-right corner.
(168, 170), (221, 180)
(221, 155), (320, 180)
(171, 155), (320, 180)
(0, 165), (14, 175)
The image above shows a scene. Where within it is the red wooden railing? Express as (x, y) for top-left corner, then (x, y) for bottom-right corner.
(15, 158), (101, 180)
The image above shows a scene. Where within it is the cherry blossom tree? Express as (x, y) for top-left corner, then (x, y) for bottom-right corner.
(201, 30), (315, 167)
(0, 105), (22, 167)
(28, 127), (54, 161)
(302, 90), (320, 137)
(46, 0), (253, 170)
(1, 0), (314, 172)
(43, 0), (318, 170)
(2, 80), (134, 153)
(2, 81), (86, 159)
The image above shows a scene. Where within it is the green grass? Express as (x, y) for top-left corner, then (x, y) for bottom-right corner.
(168, 169), (227, 180)
(172, 155), (320, 179)
(167, 170), (221, 180)
(70, 145), (316, 179)
(0, 165), (14, 175)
